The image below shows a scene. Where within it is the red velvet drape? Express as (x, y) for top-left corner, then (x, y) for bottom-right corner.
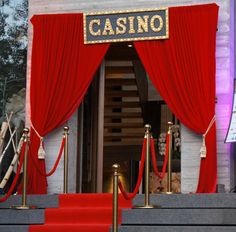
(28, 14), (110, 193)
(134, 4), (218, 192)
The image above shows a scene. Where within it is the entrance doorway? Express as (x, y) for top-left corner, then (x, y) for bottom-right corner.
(103, 43), (146, 193)
(78, 43), (181, 193)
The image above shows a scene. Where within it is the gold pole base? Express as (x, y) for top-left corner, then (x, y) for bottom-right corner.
(11, 205), (37, 210)
(133, 204), (161, 209)
(165, 191), (173, 194)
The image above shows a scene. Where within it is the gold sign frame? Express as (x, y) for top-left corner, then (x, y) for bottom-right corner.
(83, 8), (169, 44)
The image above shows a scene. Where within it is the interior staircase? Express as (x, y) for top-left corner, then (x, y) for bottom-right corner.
(103, 60), (147, 191)
(104, 61), (145, 148)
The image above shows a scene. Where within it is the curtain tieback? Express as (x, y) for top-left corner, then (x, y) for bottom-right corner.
(200, 115), (216, 159)
(31, 123), (46, 160)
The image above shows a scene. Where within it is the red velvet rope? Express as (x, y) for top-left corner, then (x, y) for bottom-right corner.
(29, 137), (65, 177)
(151, 133), (170, 179)
(118, 138), (146, 200)
(0, 142), (26, 202)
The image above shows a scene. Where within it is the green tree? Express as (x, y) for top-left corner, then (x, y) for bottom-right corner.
(0, 0), (28, 121)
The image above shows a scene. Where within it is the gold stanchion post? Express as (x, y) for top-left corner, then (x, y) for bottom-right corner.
(63, 126), (69, 194)
(144, 124), (153, 208)
(135, 124), (159, 209)
(12, 128), (36, 209)
(112, 164), (120, 232)
(166, 122), (173, 194)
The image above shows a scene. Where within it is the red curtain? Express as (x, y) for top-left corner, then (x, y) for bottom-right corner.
(134, 4), (219, 192)
(28, 14), (110, 193)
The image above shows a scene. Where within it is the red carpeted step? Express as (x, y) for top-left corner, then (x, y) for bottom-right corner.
(29, 224), (110, 232)
(30, 193), (132, 232)
(59, 193), (132, 208)
(45, 207), (122, 224)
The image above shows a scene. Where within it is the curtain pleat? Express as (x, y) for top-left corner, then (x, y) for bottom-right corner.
(134, 4), (219, 193)
(28, 14), (110, 193)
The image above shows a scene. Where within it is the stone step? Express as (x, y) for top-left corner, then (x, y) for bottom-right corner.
(104, 140), (143, 146)
(104, 112), (142, 118)
(104, 145), (142, 160)
(0, 209), (44, 224)
(104, 122), (143, 128)
(106, 66), (134, 74)
(0, 195), (58, 209)
(0, 226), (28, 232)
(105, 78), (136, 86)
(122, 208), (236, 225)
(104, 132), (144, 138)
(118, 226), (236, 232)
(105, 101), (140, 108)
(106, 90), (139, 97)
(132, 194), (236, 208)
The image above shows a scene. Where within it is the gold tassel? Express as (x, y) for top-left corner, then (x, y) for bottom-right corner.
(200, 135), (206, 159)
(38, 138), (46, 159)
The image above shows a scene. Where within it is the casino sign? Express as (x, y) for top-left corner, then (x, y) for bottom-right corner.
(83, 8), (168, 44)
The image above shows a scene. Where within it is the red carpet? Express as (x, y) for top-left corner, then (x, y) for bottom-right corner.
(29, 193), (132, 232)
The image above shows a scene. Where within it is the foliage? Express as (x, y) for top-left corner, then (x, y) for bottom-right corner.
(0, 0), (28, 122)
